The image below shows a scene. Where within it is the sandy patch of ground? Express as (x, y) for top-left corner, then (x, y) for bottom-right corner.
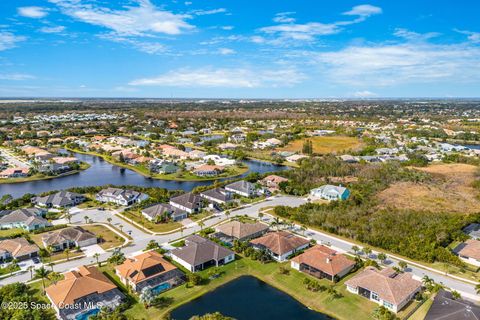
(377, 163), (480, 214)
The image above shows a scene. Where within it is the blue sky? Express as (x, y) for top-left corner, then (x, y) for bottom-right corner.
(0, 0), (479, 98)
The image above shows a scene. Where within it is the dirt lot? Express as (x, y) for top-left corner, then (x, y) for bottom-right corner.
(377, 163), (480, 214)
(278, 136), (364, 154)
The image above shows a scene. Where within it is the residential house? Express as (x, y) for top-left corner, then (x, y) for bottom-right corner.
(250, 231), (310, 262)
(169, 192), (203, 214)
(456, 239), (480, 267)
(0, 167), (29, 178)
(225, 180), (257, 198)
(214, 220), (269, 242)
(96, 187), (149, 206)
(46, 265), (125, 320)
(260, 175), (288, 191)
(141, 203), (187, 222)
(42, 227), (97, 251)
(0, 208), (50, 231)
(345, 267), (422, 313)
(309, 185), (350, 201)
(200, 188), (232, 205)
(33, 191), (85, 208)
(171, 235), (235, 272)
(0, 237), (39, 262)
(193, 164), (224, 177)
(291, 245), (355, 281)
(285, 154), (308, 163)
(425, 289), (480, 320)
(115, 251), (184, 293)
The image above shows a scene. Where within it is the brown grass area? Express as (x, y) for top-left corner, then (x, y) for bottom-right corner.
(278, 136), (365, 155)
(377, 163), (480, 214)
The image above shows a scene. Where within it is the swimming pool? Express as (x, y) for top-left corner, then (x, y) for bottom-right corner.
(75, 308), (100, 320)
(151, 282), (171, 295)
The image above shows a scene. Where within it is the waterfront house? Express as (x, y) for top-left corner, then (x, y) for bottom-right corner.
(200, 188), (232, 205)
(0, 167), (29, 178)
(171, 235), (235, 272)
(96, 187), (149, 206)
(345, 267), (422, 313)
(169, 192), (203, 214)
(259, 175), (288, 191)
(249, 231), (310, 262)
(456, 239), (480, 267)
(115, 251), (184, 294)
(225, 180), (257, 198)
(141, 203), (187, 222)
(46, 265), (125, 320)
(193, 164), (224, 177)
(42, 227), (97, 251)
(309, 185), (350, 201)
(33, 191), (85, 208)
(291, 245), (355, 281)
(0, 237), (39, 262)
(214, 220), (269, 242)
(0, 208), (50, 231)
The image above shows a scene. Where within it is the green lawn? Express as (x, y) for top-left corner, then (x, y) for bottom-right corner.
(0, 228), (26, 239)
(82, 224), (125, 249)
(98, 255), (378, 320)
(120, 210), (182, 233)
(408, 296), (434, 320)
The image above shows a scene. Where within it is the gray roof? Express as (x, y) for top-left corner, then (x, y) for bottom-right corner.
(200, 188), (231, 203)
(0, 208), (49, 227)
(425, 289), (480, 320)
(171, 235), (234, 266)
(225, 180), (255, 193)
(170, 192), (202, 210)
(42, 226), (96, 246)
(34, 191), (83, 207)
(97, 187), (141, 200)
(216, 221), (269, 239)
(141, 203), (176, 219)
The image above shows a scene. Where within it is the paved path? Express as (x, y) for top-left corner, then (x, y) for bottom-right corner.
(1, 195), (479, 302)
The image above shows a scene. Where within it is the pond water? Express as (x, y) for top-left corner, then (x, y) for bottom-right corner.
(0, 153), (288, 198)
(170, 276), (333, 320)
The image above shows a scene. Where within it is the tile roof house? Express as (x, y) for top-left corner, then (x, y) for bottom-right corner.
(200, 188), (232, 205)
(215, 221), (269, 242)
(171, 235), (235, 272)
(0, 208), (50, 231)
(46, 265), (125, 320)
(0, 167), (29, 178)
(96, 187), (149, 206)
(260, 175), (288, 191)
(291, 245), (355, 281)
(250, 231), (310, 262)
(42, 227), (97, 251)
(309, 184), (350, 201)
(0, 237), (39, 262)
(193, 164), (224, 177)
(456, 239), (480, 267)
(141, 203), (187, 222)
(345, 267), (422, 313)
(225, 180), (257, 198)
(169, 192), (203, 214)
(33, 191), (85, 208)
(115, 251), (184, 293)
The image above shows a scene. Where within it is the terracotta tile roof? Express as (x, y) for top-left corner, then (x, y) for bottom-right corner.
(0, 237), (39, 258)
(115, 251), (177, 285)
(216, 221), (269, 240)
(345, 267), (422, 305)
(249, 231), (310, 256)
(291, 245), (355, 277)
(458, 239), (480, 260)
(46, 265), (117, 306)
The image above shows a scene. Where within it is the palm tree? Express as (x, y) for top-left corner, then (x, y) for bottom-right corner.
(48, 272), (62, 285)
(180, 226), (185, 236)
(64, 212), (72, 224)
(47, 262), (54, 271)
(422, 275), (434, 287)
(377, 253), (387, 264)
(84, 215), (89, 224)
(225, 210), (231, 219)
(398, 261), (408, 271)
(35, 266), (50, 293)
(198, 221), (205, 230)
(64, 248), (71, 261)
(107, 217), (112, 224)
(27, 265), (35, 280)
(93, 253), (101, 266)
(351, 245), (360, 256)
(476, 284), (480, 295)
(258, 211), (264, 220)
(363, 246), (372, 258)
(118, 224), (123, 232)
(301, 225), (307, 236)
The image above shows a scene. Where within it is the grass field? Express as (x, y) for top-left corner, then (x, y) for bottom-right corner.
(0, 228), (26, 239)
(279, 136), (365, 155)
(82, 224), (125, 249)
(120, 210), (182, 233)
(378, 163), (480, 214)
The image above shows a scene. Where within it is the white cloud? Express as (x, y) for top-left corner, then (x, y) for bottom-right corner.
(0, 73), (35, 81)
(129, 67), (306, 88)
(258, 4), (381, 45)
(315, 42), (480, 86)
(39, 26), (66, 34)
(455, 29), (480, 43)
(342, 4), (382, 18)
(0, 31), (26, 51)
(393, 28), (440, 41)
(221, 26), (234, 30)
(18, 6), (49, 19)
(218, 48), (235, 55)
(353, 90), (377, 98)
(193, 8), (227, 16)
(98, 33), (166, 54)
(49, 0), (194, 36)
